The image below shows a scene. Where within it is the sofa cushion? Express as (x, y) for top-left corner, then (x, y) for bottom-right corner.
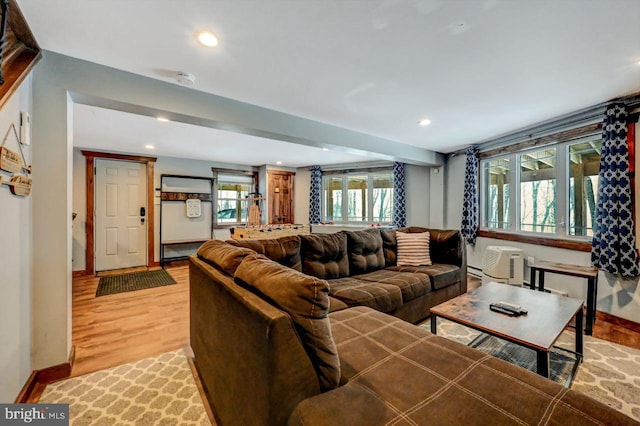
(234, 254), (341, 391)
(300, 233), (350, 279)
(329, 296), (349, 313)
(354, 269), (431, 301)
(344, 229), (386, 275)
(380, 229), (397, 267)
(197, 239), (256, 275)
(289, 306), (636, 426)
(228, 235), (302, 271)
(387, 264), (460, 290)
(328, 277), (403, 313)
(396, 231), (432, 266)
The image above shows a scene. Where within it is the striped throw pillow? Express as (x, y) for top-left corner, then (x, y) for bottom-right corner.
(396, 231), (432, 266)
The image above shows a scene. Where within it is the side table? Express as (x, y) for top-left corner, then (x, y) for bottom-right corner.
(529, 260), (598, 335)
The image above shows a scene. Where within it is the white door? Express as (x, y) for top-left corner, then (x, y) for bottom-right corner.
(95, 159), (147, 271)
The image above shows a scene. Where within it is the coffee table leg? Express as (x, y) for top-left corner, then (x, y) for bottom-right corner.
(536, 350), (550, 378)
(586, 278), (595, 336)
(530, 267), (537, 290)
(431, 315), (437, 334)
(575, 307), (584, 360)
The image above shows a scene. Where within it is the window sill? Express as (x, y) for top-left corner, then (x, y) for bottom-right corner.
(214, 224), (246, 229)
(477, 230), (591, 252)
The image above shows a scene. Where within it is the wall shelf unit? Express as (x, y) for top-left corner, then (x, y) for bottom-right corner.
(159, 174), (214, 266)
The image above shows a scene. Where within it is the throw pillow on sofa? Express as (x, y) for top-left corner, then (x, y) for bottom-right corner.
(234, 254), (341, 392)
(396, 231), (432, 266)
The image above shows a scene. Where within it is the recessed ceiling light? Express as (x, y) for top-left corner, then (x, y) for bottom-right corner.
(198, 31), (219, 47)
(157, 117), (169, 122)
(418, 118), (431, 126)
(276, 161), (283, 165)
(322, 148), (329, 151)
(145, 144), (155, 150)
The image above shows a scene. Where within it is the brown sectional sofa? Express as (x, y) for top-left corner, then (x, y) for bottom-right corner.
(232, 227), (467, 324)
(190, 229), (637, 425)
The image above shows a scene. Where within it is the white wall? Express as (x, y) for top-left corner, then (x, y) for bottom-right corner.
(444, 146), (640, 323)
(72, 149), (86, 271)
(0, 75), (33, 402)
(406, 165), (431, 227)
(444, 153), (466, 230)
(294, 168), (310, 225)
(32, 63), (74, 370)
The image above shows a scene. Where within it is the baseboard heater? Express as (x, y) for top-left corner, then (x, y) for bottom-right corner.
(467, 264), (483, 278)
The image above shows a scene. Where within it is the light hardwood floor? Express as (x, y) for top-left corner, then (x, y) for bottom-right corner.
(71, 263), (190, 377)
(70, 266), (640, 378)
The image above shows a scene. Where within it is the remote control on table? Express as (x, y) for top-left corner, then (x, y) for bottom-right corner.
(496, 301), (527, 314)
(489, 305), (518, 316)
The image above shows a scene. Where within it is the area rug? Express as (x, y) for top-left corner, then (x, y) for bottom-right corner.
(39, 349), (211, 425)
(468, 333), (576, 386)
(424, 319), (640, 422)
(96, 269), (176, 297)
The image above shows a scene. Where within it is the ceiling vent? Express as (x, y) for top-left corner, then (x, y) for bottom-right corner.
(176, 72), (195, 86)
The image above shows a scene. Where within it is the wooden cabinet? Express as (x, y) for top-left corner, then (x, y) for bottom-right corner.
(268, 170), (294, 224)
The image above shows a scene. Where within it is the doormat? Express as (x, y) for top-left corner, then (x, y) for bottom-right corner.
(96, 269), (177, 297)
(470, 333), (577, 387)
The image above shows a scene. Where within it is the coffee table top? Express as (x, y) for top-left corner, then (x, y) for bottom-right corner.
(430, 282), (583, 351)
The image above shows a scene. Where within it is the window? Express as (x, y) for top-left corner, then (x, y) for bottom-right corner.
(481, 136), (601, 238)
(482, 157), (510, 229)
(520, 148), (556, 233)
(322, 171), (393, 224)
(214, 173), (255, 225)
(568, 141), (600, 237)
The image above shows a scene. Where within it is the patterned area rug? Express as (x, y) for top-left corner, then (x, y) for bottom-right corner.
(468, 333), (577, 386)
(39, 349), (211, 425)
(425, 319), (640, 422)
(96, 269), (177, 297)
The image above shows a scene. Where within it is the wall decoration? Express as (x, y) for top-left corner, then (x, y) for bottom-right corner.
(0, 122), (31, 197)
(185, 199), (202, 218)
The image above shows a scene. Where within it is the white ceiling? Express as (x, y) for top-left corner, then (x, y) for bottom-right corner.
(17, 0), (640, 165)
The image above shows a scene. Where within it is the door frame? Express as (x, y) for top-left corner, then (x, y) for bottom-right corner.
(81, 150), (158, 275)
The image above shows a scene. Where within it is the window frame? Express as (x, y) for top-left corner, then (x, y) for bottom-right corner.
(479, 133), (602, 249)
(321, 170), (394, 225)
(212, 170), (258, 228)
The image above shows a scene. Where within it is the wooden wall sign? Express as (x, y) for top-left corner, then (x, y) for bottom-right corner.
(0, 123), (31, 197)
(0, 145), (21, 172)
(0, 173), (30, 196)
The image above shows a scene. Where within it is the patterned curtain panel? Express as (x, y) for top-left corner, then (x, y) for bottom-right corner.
(392, 162), (406, 228)
(591, 104), (639, 277)
(309, 165), (322, 224)
(461, 145), (479, 245)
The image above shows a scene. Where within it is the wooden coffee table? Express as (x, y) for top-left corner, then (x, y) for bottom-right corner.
(430, 282), (584, 379)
